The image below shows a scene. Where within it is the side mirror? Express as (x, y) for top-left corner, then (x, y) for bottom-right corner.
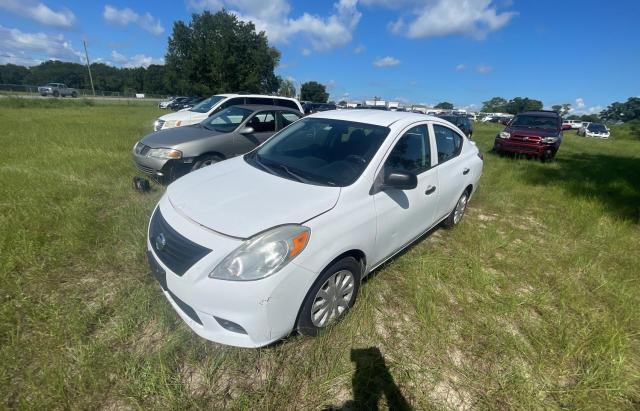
(239, 126), (254, 134)
(383, 171), (417, 190)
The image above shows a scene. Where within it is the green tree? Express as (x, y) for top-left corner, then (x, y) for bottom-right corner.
(338, 100), (347, 106)
(551, 103), (571, 117)
(300, 81), (328, 103)
(434, 102), (454, 110)
(143, 64), (167, 95)
(277, 76), (296, 98)
(601, 97), (640, 122)
(481, 97), (508, 112)
(504, 97), (543, 114)
(165, 10), (280, 96)
(0, 64), (29, 84)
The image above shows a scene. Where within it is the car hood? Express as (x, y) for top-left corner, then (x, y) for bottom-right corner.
(140, 125), (226, 147)
(506, 126), (559, 137)
(159, 110), (206, 122)
(166, 156), (341, 238)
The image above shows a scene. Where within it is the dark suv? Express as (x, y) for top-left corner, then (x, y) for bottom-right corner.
(438, 114), (473, 138)
(492, 110), (563, 162)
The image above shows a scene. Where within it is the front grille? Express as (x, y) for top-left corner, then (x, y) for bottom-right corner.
(135, 163), (155, 174)
(511, 134), (542, 143)
(149, 209), (211, 276)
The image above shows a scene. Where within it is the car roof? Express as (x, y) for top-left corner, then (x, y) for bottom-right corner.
(306, 109), (439, 127)
(518, 110), (560, 117)
(216, 93), (299, 101)
(231, 104), (301, 112)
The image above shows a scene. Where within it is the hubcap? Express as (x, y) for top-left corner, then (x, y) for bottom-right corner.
(453, 194), (468, 224)
(311, 270), (355, 328)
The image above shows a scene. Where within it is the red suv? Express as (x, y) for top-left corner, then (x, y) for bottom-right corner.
(492, 110), (563, 162)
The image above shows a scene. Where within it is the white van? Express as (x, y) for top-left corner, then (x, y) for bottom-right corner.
(154, 94), (303, 131)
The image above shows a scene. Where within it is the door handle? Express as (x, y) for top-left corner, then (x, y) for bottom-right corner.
(463, 168), (470, 175)
(425, 185), (436, 195)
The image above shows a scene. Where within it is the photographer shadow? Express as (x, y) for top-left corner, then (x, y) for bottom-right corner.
(324, 347), (412, 411)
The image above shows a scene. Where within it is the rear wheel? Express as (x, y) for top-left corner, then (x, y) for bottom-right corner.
(71, 91), (77, 98)
(442, 190), (469, 229)
(53, 90), (59, 97)
(297, 257), (361, 336)
(191, 154), (223, 171)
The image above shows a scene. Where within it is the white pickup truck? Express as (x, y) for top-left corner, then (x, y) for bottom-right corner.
(38, 83), (78, 97)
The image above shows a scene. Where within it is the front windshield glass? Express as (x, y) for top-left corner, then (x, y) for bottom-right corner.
(587, 123), (607, 132)
(201, 107), (252, 132)
(247, 118), (390, 187)
(511, 115), (559, 130)
(190, 95), (226, 113)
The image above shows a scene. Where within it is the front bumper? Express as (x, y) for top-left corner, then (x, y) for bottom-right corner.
(494, 139), (555, 156)
(145, 199), (318, 347)
(132, 151), (170, 176)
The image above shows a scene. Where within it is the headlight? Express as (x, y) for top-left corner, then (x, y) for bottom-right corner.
(147, 148), (182, 159)
(499, 131), (511, 139)
(210, 225), (311, 281)
(542, 136), (558, 143)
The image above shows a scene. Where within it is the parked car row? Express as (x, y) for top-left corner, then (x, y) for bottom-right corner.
(137, 95), (483, 347)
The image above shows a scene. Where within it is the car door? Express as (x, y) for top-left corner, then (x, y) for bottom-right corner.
(372, 124), (440, 265)
(430, 122), (468, 220)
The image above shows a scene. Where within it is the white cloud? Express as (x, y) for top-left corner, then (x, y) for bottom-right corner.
(0, 0), (75, 28)
(575, 97), (585, 109)
(354, 44), (366, 54)
(367, 0), (516, 39)
(373, 56), (400, 67)
(570, 98), (601, 115)
(301, 48), (311, 56)
(455, 63), (467, 71)
(476, 64), (492, 74)
(103, 5), (164, 35)
(0, 25), (82, 66)
(325, 79), (338, 89)
(110, 50), (164, 68)
(188, 0), (361, 52)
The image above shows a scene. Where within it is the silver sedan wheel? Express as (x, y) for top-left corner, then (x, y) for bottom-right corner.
(311, 270), (355, 328)
(453, 193), (468, 225)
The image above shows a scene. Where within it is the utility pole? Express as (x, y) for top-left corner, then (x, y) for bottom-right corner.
(83, 40), (96, 96)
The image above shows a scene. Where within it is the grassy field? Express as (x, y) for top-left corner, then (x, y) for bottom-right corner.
(1, 101), (639, 410)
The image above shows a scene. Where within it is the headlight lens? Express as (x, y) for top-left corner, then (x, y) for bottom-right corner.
(499, 131), (511, 139)
(210, 225), (311, 281)
(542, 136), (558, 143)
(147, 147), (182, 159)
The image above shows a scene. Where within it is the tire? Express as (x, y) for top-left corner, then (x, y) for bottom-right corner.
(71, 91), (77, 98)
(297, 257), (362, 336)
(53, 90), (59, 97)
(541, 150), (555, 163)
(442, 190), (469, 229)
(190, 154), (223, 171)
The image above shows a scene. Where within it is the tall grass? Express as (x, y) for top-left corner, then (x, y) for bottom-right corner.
(0, 106), (638, 409)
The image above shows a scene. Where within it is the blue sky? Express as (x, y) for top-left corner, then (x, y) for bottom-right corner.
(1, 0), (638, 112)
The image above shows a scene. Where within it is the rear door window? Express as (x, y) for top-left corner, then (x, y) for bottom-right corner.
(275, 98), (300, 111)
(433, 124), (463, 164)
(278, 111), (301, 129)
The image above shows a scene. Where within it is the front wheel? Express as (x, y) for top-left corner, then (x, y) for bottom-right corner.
(53, 91), (59, 97)
(297, 257), (361, 336)
(442, 190), (469, 229)
(190, 154), (223, 171)
(71, 91), (77, 98)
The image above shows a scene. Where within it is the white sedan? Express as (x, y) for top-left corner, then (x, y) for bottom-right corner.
(146, 110), (483, 347)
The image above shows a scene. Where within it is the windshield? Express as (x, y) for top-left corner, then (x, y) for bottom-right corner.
(511, 115), (559, 130)
(201, 106), (252, 132)
(190, 95), (226, 113)
(247, 118), (390, 187)
(587, 123), (607, 132)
